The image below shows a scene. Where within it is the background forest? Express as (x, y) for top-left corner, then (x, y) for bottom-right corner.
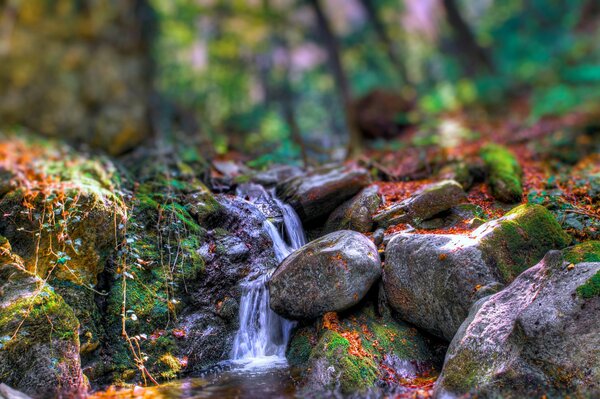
(0, 1), (599, 399)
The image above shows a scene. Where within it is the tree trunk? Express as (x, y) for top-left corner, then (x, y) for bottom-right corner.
(442, 0), (493, 76)
(307, 0), (362, 158)
(264, 0), (308, 166)
(358, 0), (409, 84)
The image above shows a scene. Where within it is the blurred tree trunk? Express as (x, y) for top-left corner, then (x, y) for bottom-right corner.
(442, 0), (493, 75)
(358, 0), (410, 84)
(263, 0), (308, 166)
(307, 0), (362, 158)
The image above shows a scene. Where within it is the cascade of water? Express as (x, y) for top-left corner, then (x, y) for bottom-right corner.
(231, 187), (305, 367)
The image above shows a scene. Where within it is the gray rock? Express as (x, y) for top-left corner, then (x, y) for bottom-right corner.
(251, 165), (304, 187)
(374, 180), (466, 228)
(269, 230), (381, 319)
(277, 165), (371, 225)
(434, 251), (600, 399)
(0, 384), (32, 399)
(384, 234), (499, 341)
(324, 185), (381, 233)
(373, 228), (385, 246)
(383, 204), (571, 341)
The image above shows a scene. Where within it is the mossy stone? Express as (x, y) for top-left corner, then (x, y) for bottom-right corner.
(477, 203), (571, 282)
(480, 143), (523, 203)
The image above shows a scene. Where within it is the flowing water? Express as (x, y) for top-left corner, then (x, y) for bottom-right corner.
(93, 186), (306, 398)
(230, 187), (306, 369)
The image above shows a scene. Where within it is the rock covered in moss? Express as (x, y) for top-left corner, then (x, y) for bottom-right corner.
(288, 303), (440, 396)
(374, 180), (466, 228)
(476, 203), (572, 281)
(324, 185), (381, 233)
(563, 240), (600, 264)
(0, 135), (126, 359)
(269, 230), (381, 319)
(434, 251), (600, 399)
(480, 143), (523, 203)
(0, 1), (155, 154)
(276, 165), (371, 225)
(0, 251), (85, 398)
(384, 204), (571, 340)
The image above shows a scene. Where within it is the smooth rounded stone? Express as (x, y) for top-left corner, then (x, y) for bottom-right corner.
(269, 230), (381, 319)
(383, 204), (571, 341)
(276, 165), (371, 225)
(384, 234), (500, 341)
(374, 180), (466, 228)
(434, 251), (600, 399)
(324, 185), (381, 233)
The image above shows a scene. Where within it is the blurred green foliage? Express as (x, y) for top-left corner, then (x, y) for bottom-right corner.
(151, 0), (600, 162)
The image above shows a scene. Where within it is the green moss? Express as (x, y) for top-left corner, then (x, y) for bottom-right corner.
(480, 143), (523, 203)
(564, 241), (600, 264)
(442, 349), (488, 393)
(1, 284), (79, 348)
(317, 330), (378, 393)
(479, 204), (571, 282)
(287, 329), (314, 367)
(576, 271), (600, 299)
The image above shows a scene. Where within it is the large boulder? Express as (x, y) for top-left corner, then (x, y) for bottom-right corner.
(288, 302), (441, 397)
(0, 135), (126, 361)
(277, 165), (371, 225)
(324, 185), (381, 233)
(269, 230), (381, 319)
(374, 180), (466, 228)
(0, 248), (85, 398)
(384, 204), (571, 340)
(434, 251), (600, 399)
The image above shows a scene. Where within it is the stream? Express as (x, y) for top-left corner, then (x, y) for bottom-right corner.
(132, 187), (306, 398)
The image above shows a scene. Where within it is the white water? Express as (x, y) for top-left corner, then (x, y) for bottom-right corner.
(231, 188), (306, 369)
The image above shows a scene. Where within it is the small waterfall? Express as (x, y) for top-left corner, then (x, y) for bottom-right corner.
(231, 185), (306, 368)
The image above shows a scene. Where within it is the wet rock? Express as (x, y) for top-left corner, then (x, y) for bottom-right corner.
(374, 180), (466, 228)
(435, 252), (600, 399)
(480, 144), (523, 203)
(384, 204), (571, 340)
(277, 165), (371, 225)
(269, 230), (381, 319)
(324, 185), (381, 233)
(250, 165), (304, 187)
(177, 195), (278, 371)
(235, 183), (283, 220)
(0, 256), (85, 398)
(288, 302), (441, 396)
